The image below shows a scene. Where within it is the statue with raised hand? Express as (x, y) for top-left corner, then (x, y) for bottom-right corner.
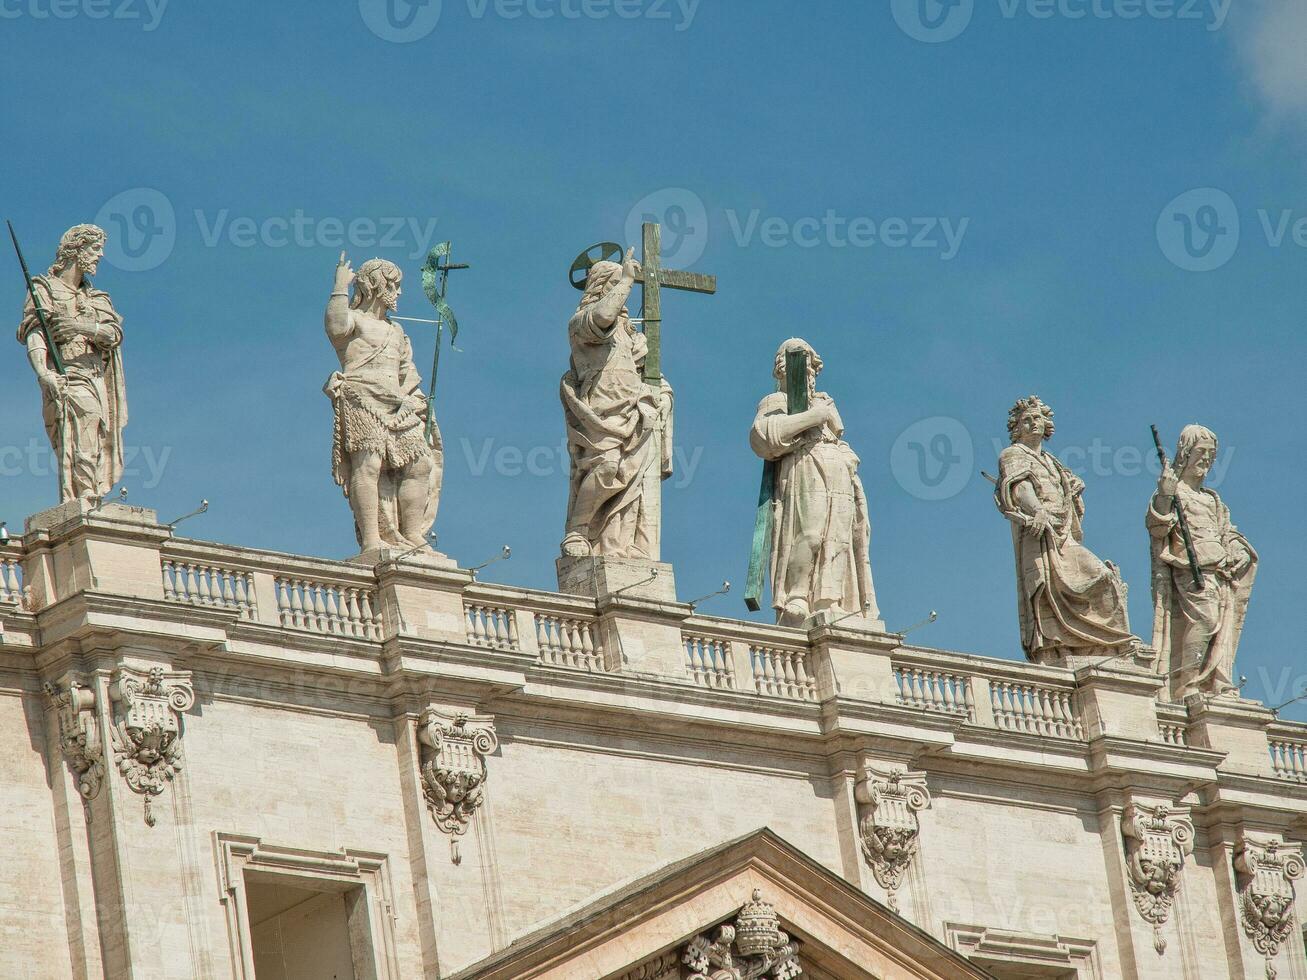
(324, 252), (442, 555)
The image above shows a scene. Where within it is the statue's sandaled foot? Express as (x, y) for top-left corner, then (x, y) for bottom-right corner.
(560, 534), (592, 558)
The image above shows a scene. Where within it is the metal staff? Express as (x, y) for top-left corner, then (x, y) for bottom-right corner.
(420, 241), (469, 441)
(1150, 425), (1205, 590)
(7, 221), (64, 375)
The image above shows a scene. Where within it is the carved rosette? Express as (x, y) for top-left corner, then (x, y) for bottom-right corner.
(856, 766), (931, 912)
(1235, 835), (1306, 980)
(108, 667), (195, 827)
(44, 675), (103, 801)
(682, 890), (802, 980)
(1122, 803), (1194, 954)
(417, 709), (497, 860)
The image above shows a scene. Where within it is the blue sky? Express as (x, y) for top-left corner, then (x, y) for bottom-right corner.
(2, 0), (1304, 715)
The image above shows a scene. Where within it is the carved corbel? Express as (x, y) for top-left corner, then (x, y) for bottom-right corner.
(1122, 802), (1194, 953)
(682, 889), (802, 980)
(417, 708), (497, 862)
(856, 765), (931, 912)
(44, 674), (103, 801)
(108, 666), (195, 826)
(1234, 834), (1306, 980)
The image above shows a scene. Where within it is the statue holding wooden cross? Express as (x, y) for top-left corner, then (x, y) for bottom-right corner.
(559, 223), (715, 563)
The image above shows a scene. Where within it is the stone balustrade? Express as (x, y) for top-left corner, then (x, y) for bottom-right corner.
(465, 602), (520, 651)
(891, 657), (976, 721)
(1269, 726), (1307, 781)
(162, 553), (256, 618)
(537, 613), (603, 670)
(10, 519), (1307, 775)
(0, 539), (23, 606)
(683, 633), (735, 690)
(987, 676), (1083, 739)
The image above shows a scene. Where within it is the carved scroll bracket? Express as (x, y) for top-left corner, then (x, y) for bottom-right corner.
(1122, 802), (1194, 954)
(856, 765), (931, 913)
(1235, 834), (1305, 980)
(108, 666), (195, 826)
(44, 673), (103, 801)
(417, 708), (497, 863)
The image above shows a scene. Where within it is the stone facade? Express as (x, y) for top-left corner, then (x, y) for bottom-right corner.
(2, 502), (1306, 978)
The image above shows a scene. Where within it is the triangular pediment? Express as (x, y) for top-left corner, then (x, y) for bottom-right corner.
(448, 829), (993, 980)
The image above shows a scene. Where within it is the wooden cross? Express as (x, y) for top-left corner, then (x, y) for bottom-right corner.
(632, 222), (716, 385)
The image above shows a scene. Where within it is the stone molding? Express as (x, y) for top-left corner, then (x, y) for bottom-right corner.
(943, 923), (1101, 979)
(44, 673), (104, 801)
(213, 833), (400, 980)
(108, 666), (195, 826)
(856, 765), (931, 912)
(681, 889), (802, 980)
(1121, 802), (1194, 954)
(615, 951), (681, 980)
(417, 708), (498, 860)
(1234, 833), (1305, 980)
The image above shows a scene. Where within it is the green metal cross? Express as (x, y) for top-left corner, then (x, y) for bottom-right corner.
(633, 222), (717, 386)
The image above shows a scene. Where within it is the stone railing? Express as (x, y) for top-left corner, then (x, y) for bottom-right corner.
(465, 602), (520, 651)
(891, 656), (976, 721)
(275, 575), (381, 640)
(1269, 725), (1307, 782)
(162, 556), (256, 618)
(683, 633), (735, 690)
(987, 676), (1083, 740)
(537, 613), (603, 670)
(0, 540), (24, 606)
(749, 642), (818, 702)
(1156, 703), (1189, 747)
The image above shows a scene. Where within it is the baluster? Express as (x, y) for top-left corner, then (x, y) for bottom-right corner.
(192, 564), (211, 605)
(359, 592), (377, 638)
(940, 673), (957, 713)
(580, 623), (595, 669)
(162, 560), (177, 600)
(290, 580), (307, 629)
(216, 570), (233, 608)
(962, 679), (975, 721)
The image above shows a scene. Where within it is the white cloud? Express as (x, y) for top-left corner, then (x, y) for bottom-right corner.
(1236, 0), (1307, 123)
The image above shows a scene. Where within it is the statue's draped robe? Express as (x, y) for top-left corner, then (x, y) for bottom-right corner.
(1147, 485), (1256, 697)
(995, 444), (1134, 660)
(18, 276), (127, 501)
(561, 303), (661, 558)
(750, 391), (877, 624)
(323, 318), (442, 547)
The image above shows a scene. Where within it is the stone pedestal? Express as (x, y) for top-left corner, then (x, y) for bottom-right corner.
(556, 556), (677, 603)
(22, 500), (166, 607)
(1185, 694), (1276, 776)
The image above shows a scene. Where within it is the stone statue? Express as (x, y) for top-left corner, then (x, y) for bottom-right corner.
(994, 396), (1136, 662)
(324, 253), (441, 555)
(1147, 425), (1256, 698)
(16, 224), (127, 503)
(749, 339), (878, 628)
(560, 247), (670, 559)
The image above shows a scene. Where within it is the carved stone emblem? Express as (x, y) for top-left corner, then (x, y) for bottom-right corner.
(682, 889), (801, 980)
(1235, 835), (1306, 980)
(856, 766), (931, 912)
(1122, 802), (1194, 953)
(44, 675), (103, 801)
(108, 667), (195, 826)
(417, 709), (497, 860)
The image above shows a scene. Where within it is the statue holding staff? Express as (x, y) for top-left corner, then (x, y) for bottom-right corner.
(14, 223), (127, 503)
(1147, 425), (1256, 698)
(994, 395), (1136, 663)
(324, 253), (441, 555)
